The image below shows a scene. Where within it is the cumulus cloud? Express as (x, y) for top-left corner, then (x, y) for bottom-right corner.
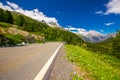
(6, 1), (19, 9)
(0, 1), (59, 26)
(64, 25), (87, 34)
(105, 22), (114, 26)
(95, 0), (120, 15)
(64, 25), (103, 36)
(105, 0), (120, 15)
(0, 2), (13, 11)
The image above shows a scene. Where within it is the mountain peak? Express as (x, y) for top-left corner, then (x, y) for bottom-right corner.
(79, 32), (115, 42)
(88, 30), (102, 36)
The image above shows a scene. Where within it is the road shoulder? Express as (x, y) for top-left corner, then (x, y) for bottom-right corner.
(49, 46), (74, 80)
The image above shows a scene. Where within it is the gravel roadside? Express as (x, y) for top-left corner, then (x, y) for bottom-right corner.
(49, 46), (74, 80)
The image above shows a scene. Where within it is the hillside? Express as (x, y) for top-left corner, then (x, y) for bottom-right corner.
(65, 45), (120, 80)
(85, 31), (120, 59)
(0, 8), (84, 46)
(0, 22), (45, 46)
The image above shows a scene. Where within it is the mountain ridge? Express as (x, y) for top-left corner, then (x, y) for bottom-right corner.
(77, 31), (115, 42)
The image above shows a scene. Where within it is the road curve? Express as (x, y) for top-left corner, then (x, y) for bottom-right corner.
(0, 42), (62, 80)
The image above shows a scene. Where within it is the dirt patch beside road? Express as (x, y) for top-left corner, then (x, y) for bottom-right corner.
(49, 46), (75, 80)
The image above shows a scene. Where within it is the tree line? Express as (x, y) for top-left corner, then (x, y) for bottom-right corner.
(0, 8), (13, 24)
(44, 27), (84, 46)
(112, 31), (120, 58)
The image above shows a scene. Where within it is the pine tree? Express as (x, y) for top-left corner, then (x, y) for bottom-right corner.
(17, 15), (24, 26)
(0, 8), (5, 22)
(4, 10), (13, 24)
(112, 31), (120, 58)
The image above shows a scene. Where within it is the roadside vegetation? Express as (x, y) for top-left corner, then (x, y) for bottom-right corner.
(65, 45), (120, 80)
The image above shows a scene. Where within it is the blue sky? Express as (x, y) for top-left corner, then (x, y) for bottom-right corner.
(0, 0), (120, 34)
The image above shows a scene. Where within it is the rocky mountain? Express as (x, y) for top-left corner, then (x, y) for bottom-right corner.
(78, 30), (115, 42)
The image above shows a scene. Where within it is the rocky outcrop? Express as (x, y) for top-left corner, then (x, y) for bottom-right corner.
(0, 27), (44, 42)
(31, 34), (43, 41)
(0, 28), (6, 33)
(8, 27), (29, 36)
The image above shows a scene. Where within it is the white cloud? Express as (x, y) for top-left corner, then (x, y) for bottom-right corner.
(64, 25), (78, 30)
(105, 22), (114, 26)
(0, 2), (13, 11)
(0, 1), (59, 26)
(95, 10), (104, 14)
(64, 25), (103, 36)
(64, 25), (87, 34)
(105, 0), (120, 15)
(95, 0), (120, 15)
(6, 1), (19, 9)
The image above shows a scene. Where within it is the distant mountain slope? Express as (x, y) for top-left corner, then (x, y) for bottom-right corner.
(78, 30), (115, 42)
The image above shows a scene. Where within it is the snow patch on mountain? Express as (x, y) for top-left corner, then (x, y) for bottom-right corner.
(65, 26), (115, 42)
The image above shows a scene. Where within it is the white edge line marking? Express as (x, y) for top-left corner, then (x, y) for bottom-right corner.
(34, 43), (63, 80)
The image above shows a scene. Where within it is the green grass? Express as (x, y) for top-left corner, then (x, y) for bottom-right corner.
(72, 75), (83, 80)
(0, 22), (12, 28)
(65, 45), (120, 80)
(5, 34), (23, 44)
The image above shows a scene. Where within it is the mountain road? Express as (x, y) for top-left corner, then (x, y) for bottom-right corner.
(0, 42), (62, 80)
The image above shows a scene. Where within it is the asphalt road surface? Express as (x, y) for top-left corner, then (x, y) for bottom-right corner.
(0, 42), (62, 80)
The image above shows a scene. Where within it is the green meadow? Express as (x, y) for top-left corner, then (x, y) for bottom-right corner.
(65, 45), (120, 80)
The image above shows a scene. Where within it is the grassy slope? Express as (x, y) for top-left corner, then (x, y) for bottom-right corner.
(0, 22), (42, 46)
(65, 45), (120, 80)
